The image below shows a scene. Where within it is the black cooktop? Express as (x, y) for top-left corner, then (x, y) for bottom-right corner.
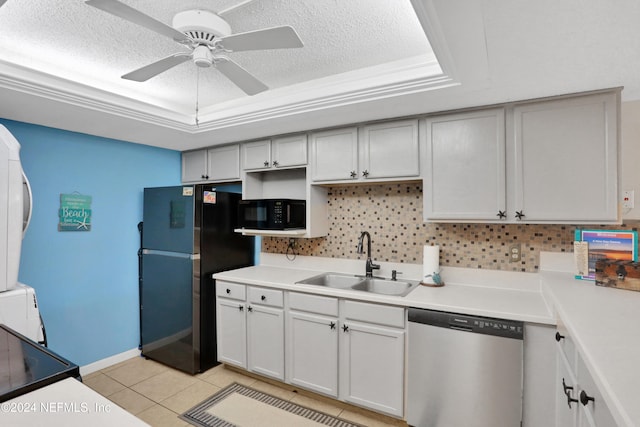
(0, 324), (80, 402)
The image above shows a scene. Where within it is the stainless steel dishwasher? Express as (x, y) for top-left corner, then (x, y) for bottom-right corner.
(407, 308), (524, 427)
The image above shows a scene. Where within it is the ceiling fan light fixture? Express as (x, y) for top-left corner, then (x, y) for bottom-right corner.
(172, 9), (231, 45)
(192, 45), (213, 67)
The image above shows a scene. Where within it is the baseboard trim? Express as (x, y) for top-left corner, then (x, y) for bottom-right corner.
(80, 347), (140, 377)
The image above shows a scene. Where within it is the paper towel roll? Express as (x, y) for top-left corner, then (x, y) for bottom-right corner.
(422, 245), (440, 284)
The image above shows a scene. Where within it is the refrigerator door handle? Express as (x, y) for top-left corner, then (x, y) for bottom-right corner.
(142, 249), (199, 260)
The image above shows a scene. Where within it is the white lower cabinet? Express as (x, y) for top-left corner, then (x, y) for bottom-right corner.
(339, 320), (405, 416)
(247, 304), (285, 380)
(554, 324), (617, 427)
(216, 281), (285, 381)
(217, 284), (407, 418)
(287, 310), (339, 396)
(286, 293), (406, 417)
(216, 290), (247, 368)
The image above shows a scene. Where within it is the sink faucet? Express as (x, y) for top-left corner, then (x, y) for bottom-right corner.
(357, 231), (380, 278)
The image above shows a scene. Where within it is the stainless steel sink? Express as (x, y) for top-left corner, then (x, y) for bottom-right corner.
(296, 273), (363, 289)
(296, 273), (419, 297)
(351, 278), (418, 297)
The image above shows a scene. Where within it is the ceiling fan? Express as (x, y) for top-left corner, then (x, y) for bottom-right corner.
(85, 0), (304, 95)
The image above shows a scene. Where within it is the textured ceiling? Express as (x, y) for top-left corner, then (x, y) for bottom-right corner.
(0, 0), (432, 113)
(2, 0), (640, 152)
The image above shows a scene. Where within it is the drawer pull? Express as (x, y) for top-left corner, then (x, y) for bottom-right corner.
(238, 305), (244, 312)
(342, 324), (349, 333)
(555, 332), (565, 342)
(261, 295), (266, 301)
(562, 378), (578, 408)
(330, 322), (336, 330)
(226, 288), (231, 294)
(580, 390), (595, 406)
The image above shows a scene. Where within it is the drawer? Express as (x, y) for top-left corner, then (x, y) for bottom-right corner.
(216, 281), (246, 301)
(343, 300), (405, 328)
(288, 292), (338, 316)
(248, 286), (283, 307)
(555, 317), (577, 374)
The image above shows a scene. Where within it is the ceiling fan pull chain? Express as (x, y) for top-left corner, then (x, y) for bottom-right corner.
(195, 67), (200, 127)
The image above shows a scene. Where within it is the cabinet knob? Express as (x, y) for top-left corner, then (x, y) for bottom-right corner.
(555, 332), (565, 342)
(238, 305), (244, 312)
(226, 288), (231, 294)
(247, 306), (253, 312)
(273, 160), (279, 167)
(580, 390), (595, 406)
(515, 210), (525, 220)
(342, 324), (349, 332)
(497, 210), (506, 219)
(362, 170), (369, 178)
(350, 171), (357, 178)
(330, 322), (336, 330)
(261, 295), (266, 301)
(264, 160), (270, 167)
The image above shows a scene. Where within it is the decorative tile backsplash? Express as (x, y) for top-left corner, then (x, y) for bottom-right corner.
(262, 183), (639, 272)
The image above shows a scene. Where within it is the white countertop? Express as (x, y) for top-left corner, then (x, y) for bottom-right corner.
(2, 378), (150, 426)
(215, 264), (553, 324)
(214, 252), (640, 426)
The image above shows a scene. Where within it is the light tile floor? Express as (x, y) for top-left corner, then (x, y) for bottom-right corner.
(83, 356), (408, 427)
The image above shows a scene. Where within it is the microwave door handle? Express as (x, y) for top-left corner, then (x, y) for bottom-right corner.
(287, 205), (291, 225)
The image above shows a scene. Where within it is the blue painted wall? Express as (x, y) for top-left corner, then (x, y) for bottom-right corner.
(1, 118), (181, 366)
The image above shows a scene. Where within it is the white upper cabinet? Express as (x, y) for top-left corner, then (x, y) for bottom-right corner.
(311, 120), (419, 183)
(242, 140), (271, 171)
(424, 90), (620, 223)
(511, 92), (619, 223)
(273, 135), (308, 168)
(182, 144), (240, 183)
(242, 134), (307, 171)
(424, 109), (506, 221)
(310, 127), (359, 182)
(360, 119), (420, 180)
(182, 149), (209, 183)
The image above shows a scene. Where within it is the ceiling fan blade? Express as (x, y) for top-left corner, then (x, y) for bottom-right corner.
(85, 0), (191, 44)
(215, 58), (268, 95)
(218, 26), (303, 52)
(122, 53), (191, 82)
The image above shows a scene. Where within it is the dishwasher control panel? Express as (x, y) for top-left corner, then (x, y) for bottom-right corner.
(408, 308), (524, 340)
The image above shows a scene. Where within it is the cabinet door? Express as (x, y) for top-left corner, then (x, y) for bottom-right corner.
(247, 304), (285, 381)
(182, 149), (208, 182)
(286, 310), (338, 397)
(272, 134), (307, 168)
(576, 354), (617, 427)
(556, 350), (578, 427)
(216, 298), (246, 368)
(242, 140), (271, 170)
(512, 92), (618, 222)
(207, 145), (240, 181)
(424, 109), (506, 221)
(360, 119), (419, 180)
(310, 127), (358, 182)
(339, 321), (405, 417)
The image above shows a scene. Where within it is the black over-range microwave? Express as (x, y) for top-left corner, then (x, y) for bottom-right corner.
(238, 199), (306, 230)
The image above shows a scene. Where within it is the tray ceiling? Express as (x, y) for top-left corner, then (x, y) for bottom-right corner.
(1, 0), (640, 151)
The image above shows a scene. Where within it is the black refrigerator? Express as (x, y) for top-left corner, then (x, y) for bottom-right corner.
(139, 185), (254, 374)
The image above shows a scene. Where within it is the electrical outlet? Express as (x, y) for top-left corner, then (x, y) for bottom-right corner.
(623, 190), (635, 209)
(509, 243), (521, 263)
